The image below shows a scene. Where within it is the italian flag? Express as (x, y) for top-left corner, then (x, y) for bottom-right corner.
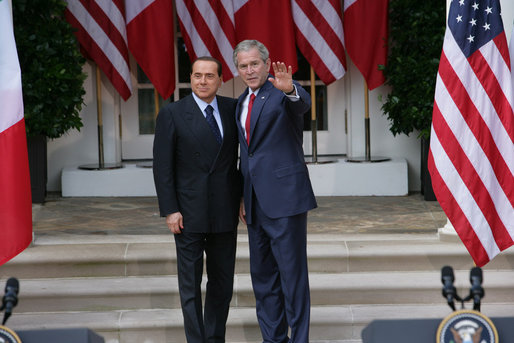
(0, 0), (32, 265)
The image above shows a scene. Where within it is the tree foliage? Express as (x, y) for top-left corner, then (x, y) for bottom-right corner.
(13, 0), (86, 139)
(381, 0), (446, 139)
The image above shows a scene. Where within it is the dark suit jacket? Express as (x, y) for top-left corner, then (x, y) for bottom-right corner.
(153, 94), (241, 233)
(236, 79), (317, 221)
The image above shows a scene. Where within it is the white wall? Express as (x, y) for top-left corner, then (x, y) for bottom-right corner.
(47, 61), (121, 191)
(344, 63), (421, 191)
(47, 61), (422, 192)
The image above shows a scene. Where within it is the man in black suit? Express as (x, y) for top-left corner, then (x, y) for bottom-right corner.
(153, 56), (240, 343)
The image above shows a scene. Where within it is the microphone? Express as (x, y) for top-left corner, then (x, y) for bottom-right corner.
(469, 267), (484, 312)
(441, 266), (460, 311)
(1, 277), (19, 325)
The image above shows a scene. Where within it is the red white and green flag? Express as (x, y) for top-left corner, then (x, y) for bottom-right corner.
(0, 0), (33, 265)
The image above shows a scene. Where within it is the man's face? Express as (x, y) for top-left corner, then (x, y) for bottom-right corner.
(190, 60), (222, 103)
(236, 47), (270, 91)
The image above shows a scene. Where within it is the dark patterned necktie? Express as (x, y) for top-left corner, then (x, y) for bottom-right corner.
(205, 105), (222, 144)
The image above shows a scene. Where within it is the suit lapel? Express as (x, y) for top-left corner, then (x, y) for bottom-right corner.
(217, 96), (231, 143)
(249, 81), (272, 146)
(182, 96), (220, 163)
(236, 90), (249, 147)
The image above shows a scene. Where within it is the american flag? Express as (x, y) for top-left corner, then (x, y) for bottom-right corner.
(428, 0), (514, 266)
(178, 0), (299, 79)
(292, 0), (346, 85)
(175, 0), (238, 82)
(65, 0), (132, 100)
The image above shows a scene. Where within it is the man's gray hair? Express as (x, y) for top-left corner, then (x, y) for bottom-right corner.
(233, 40), (269, 67)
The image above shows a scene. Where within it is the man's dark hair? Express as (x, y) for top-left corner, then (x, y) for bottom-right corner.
(191, 56), (223, 77)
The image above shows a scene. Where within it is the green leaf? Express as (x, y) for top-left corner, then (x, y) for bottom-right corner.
(381, 0), (446, 140)
(14, 0), (86, 139)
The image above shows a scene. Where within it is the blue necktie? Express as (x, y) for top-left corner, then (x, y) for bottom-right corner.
(205, 105), (222, 144)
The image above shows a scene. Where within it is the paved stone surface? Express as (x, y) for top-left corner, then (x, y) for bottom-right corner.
(33, 193), (447, 236)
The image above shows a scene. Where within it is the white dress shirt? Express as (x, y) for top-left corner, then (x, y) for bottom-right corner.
(192, 92), (224, 137)
(239, 85), (299, 140)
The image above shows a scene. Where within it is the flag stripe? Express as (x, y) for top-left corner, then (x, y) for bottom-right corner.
(294, 30), (338, 84)
(474, 42), (514, 141)
(511, 25), (514, 97)
(0, 120), (33, 266)
(189, 0), (234, 75)
(295, 0), (345, 60)
(442, 32), (514, 175)
(432, 83), (512, 248)
(0, 0), (32, 265)
(66, 0), (132, 100)
(438, 51), (514, 198)
(125, 0), (155, 23)
(494, 32), (512, 70)
(292, 3), (344, 78)
(428, 144), (492, 265)
(176, 0), (237, 81)
(175, 0), (207, 59)
(234, 0), (298, 72)
(429, 121), (502, 264)
(180, 0), (236, 80)
(429, 0), (514, 267)
(65, 10), (132, 99)
(81, 0), (129, 65)
(292, 0), (346, 85)
(208, 0), (236, 44)
(436, 54), (514, 241)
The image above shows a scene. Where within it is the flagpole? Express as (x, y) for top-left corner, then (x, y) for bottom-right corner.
(310, 67), (318, 163)
(306, 66), (334, 165)
(136, 89), (161, 169)
(154, 88), (160, 118)
(364, 80), (370, 160)
(347, 79), (390, 163)
(79, 64), (122, 170)
(96, 65), (104, 168)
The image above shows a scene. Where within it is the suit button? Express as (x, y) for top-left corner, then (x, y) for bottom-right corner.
(194, 152), (200, 157)
(249, 153), (253, 157)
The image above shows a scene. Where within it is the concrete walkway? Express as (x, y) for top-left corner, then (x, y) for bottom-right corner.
(33, 193), (448, 236)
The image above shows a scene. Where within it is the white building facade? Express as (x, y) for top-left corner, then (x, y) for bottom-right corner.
(47, 1), (513, 197)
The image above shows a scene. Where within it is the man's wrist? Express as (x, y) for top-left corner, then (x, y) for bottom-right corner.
(285, 85), (295, 95)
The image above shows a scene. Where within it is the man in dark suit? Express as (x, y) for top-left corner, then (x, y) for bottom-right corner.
(153, 56), (240, 343)
(233, 40), (317, 343)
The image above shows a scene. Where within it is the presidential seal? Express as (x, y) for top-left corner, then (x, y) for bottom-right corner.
(437, 310), (499, 343)
(0, 326), (21, 343)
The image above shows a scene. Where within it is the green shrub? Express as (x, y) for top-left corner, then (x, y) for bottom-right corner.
(13, 0), (86, 139)
(381, 0), (446, 139)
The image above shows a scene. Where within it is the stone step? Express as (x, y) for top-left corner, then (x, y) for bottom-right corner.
(3, 234), (514, 343)
(3, 234), (514, 279)
(6, 303), (513, 343)
(9, 270), (514, 313)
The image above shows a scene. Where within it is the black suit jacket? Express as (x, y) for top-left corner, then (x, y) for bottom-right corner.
(153, 94), (241, 233)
